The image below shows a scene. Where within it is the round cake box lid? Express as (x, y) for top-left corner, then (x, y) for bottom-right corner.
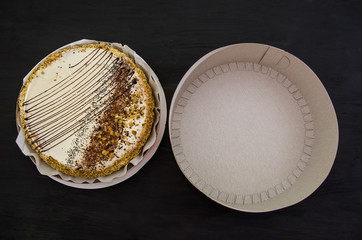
(169, 43), (338, 212)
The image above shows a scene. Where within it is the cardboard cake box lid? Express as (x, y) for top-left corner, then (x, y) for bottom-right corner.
(169, 43), (338, 212)
(16, 39), (167, 189)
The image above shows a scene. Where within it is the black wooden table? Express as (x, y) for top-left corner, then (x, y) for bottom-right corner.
(1, 0), (361, 239)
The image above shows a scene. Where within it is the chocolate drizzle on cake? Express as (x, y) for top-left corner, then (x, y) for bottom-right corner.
(22, 46), (136, 153)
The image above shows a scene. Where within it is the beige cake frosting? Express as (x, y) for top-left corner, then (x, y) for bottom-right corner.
(18, 42), (155, 178)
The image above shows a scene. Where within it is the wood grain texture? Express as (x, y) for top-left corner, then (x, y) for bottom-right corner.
(0, 0), (361, 239)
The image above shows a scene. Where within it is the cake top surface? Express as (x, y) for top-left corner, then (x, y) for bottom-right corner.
(18, 43), (154, 177)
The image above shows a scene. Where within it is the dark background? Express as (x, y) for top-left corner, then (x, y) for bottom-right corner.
(0, 0), (361, 239)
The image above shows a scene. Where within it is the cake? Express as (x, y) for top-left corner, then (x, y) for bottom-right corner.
(18, 42), (155, 178)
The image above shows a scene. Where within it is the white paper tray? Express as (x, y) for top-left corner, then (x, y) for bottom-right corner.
(16, 40), (167, 189)
(169, 43), (338, 212)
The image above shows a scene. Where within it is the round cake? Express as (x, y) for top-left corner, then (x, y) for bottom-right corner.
(18, 42), (155, 178)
